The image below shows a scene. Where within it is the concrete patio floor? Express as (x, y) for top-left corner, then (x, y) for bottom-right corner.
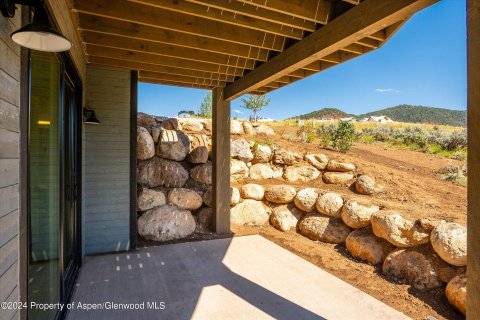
(66, 235), (410, 320)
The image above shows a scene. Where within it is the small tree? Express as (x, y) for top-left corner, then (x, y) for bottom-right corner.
(332, 120), (356, 153)
(198, 91), (212, 118)
(240, 94), (270, 122)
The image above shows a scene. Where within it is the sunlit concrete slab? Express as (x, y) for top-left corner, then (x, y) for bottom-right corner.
(66, 235), (410, 320)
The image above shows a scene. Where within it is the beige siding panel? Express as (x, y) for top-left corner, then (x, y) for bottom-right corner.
(0, 236), (18, 278)
(0, 210), (18, 248)
(0, 69), (19, 106)
(0, 184), (18, 218)
(0, 159), (19, 188)
(0, 129), (18, 159)
(84, 65), (131, 254)
(0, 286), (19, 320)
(0, 261), (18, 304)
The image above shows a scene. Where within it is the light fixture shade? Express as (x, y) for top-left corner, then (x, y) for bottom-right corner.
(85, 110), (100, 125)
(10, 3), (71, 52)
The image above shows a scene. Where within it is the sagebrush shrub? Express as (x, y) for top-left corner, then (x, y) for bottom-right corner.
(332, 121), (355, 153)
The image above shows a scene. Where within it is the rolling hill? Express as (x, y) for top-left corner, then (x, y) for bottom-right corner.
(290, 105), (466, 127)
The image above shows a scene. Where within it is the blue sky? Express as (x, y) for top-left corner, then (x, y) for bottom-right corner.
(139, 0), (466, 120)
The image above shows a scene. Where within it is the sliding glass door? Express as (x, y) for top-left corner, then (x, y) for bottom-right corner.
(28, 50), (81, 320)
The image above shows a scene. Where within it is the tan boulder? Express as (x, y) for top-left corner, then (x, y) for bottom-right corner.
(283, 165), (320, 182)
(137, 126), (155, 160)
(305, 154), (329, 170)
(231, 186), (241, 206)
(137, 112), (157, 128)
(231, 159), (249, 181)
(230, 120), (244, 134)
(293, 188), (318, 212)
(202, 186), (212, 207)
(252, 144), (272, 163)
(264, 185), (296, 203)
(430, 222), (467, 266)
(323, 172), (354, 184)
(355, 175), (384, 195)
(168, 188), (203, 211)
(137, 157), (189, 188)
(341, 200), (380, 229)
(248, 163), (274, 179)
(195, 207), (213, 233)
(231, 139), (254, 163)
(270, 204), (303, 231)
(190, 163), (212, 185)
(326, 160), (356, 172)
(346, 228), (395, 264)
(445, 274), (466, 316)
(137, 188), (166, 211)
(316, 192), (344, 218)
(156, 129), (191, 161)
(240, 184), (265, 200)
(161, 118), (181, 130)
(138, 204), (196, 241)
(272, 148), (303, 165)
(181, 120), (204, 133)
(243, 121), (254, 135)
(187, 146), (209, 164)
(230, 200), (269, 226)
(255, 124), (275, 136)
(299, 214), (351, 244)
(371, 211), (430, 247)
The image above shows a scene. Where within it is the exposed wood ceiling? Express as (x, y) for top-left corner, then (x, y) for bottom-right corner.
(70, 0), (438, 97)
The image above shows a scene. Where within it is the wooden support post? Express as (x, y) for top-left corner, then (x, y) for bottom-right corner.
(212, 87), (231, 234)
(467, 0), (480, 318)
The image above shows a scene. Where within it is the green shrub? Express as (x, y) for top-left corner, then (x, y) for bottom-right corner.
(317, 123), (337, 147)
(332, 121), (355, 153)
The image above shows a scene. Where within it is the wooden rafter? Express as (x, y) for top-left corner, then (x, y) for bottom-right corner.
(224, 0), (439, 100)
(77, 13), (270, 61)
(236, 0), (332, 24)
(129, 0), (305, 40)
(74, 0), (285, 51)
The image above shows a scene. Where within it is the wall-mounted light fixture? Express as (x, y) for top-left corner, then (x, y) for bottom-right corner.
(83, 109), (100, 125)
(1, 0), (72, 52)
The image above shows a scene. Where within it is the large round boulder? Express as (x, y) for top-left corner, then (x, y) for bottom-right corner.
(231, 186), (241, 206)
(202, 186), (212, 207)
(137, 126), (155, 160)
(137, 157), (189, 188)
(304, 154), (329, 170)
(264, 185), (296, 203)
(315, 192), (344, 218)
(161, 118), (181, 130)
(138, 204), (196, 241)
(323, 172), (354, 184)
(181, 120), (204, 133)
(346, 228), (395, 264)
(283, 165), (320, 182)
(326, 160), (356, 172)
(255, 124), (275, 136)
(231, 139), (254, 163)
(299, 214), (351, 244)
(231, 159), (249, 181)
(168, 188), (203, 211)
(240, 184), (265, 200)
(355, 175), (383, 195)
(272, 148), (303, 165)
(137, 188), (166, 211)
(445, 274), (466, 316)
(243, 121), (254, 135)
(137, 112), (157, 128)
(190, 163), (212, 185)
(230, 120), (244, 135)
(293, 188), (318, 212)
(430, 222), (467, 266)
(341, 200), (380, 229)
(270, 204), (303, 231)
(187, 146), (209, 164)
(382, 247), (451, 290)
(156, 129), (191, 161)
(371, 211), (430, 247)
(249, 163), (274, 179)
(189, 134), (212, 152)
(230, 200), (269, 226)
(252, 144), (272, 163)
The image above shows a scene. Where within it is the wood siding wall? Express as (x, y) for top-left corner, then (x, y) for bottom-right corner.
(84, 66), (131, 254)
(0, 9), (21, 320)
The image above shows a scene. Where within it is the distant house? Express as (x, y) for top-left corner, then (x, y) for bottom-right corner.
(256, 116), (274, 122)
(367, 116), (394, 123)
(339, 117), (355, 122)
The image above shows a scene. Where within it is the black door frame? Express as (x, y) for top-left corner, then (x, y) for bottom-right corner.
(18, 4), (83, 320)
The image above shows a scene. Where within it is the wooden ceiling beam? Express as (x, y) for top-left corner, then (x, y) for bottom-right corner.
(82, 31), (257, 69)
(77, 14), (270, 61)
(236, 0), (332, 24)
(224, 0), (439, 100)
(86, 44), (247, 77)
(74, 0), (285, 51)
(139, 77), (214, 90)
(187, 0), (316, 32)
(129, 0), (304, 40)
(88, 56), (237, 82)
(342, 0), (361, 5)
(139, 71), (228, 88)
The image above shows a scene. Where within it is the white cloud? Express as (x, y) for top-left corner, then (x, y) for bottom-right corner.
(233, 109), (243, 114)
(375, 88), (400, 93)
